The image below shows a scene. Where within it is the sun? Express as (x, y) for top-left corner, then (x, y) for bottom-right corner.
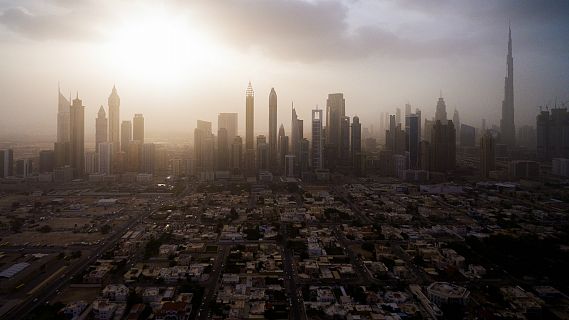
(103, 7), (220, 85)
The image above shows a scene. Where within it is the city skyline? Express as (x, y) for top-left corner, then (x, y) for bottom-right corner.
(1, 1), (569, 138)
(2, 2), (569, 319)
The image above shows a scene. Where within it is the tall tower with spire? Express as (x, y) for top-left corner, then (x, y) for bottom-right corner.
(500, 25), (515, 147)
(108, 85), (121, 152)
(96, 106), (108, 152)
(268, 88), (278, 171)
(244, 82), (255, 174)
(435, 93), (448, 123)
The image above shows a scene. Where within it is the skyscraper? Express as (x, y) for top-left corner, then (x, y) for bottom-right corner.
(121, 121), (132, 152)
(460, 124), (476, 147)
(0, 149), (14, 178)
(126, 141), (142, 172)
(39, 150), (55, 173)
(435, 94), (448, 123)
(57, 86), (70, 143)
(326, 93), (345, 161)
(194, 120), (214, 175)
(536, 108), (569, 161)
(245, 82), (255, 174)
(269, 88), (278, 170)
(291, 105), (302, 158)
(142, 143), (156, 174)
(231, 136), (243, 175)
(95, 106), (108, 153)
(429, 120), (456, 173)
(108, 86), (121, 152)
(256, 135), (269, 171)
(98, 142), (113, 175)
(406, 114), (419, 169)
(278, 124), (287, 171)
(500, 26), (516, 147)
(69, 94), (85, 177)
(311, 108), (323, 170)
(480, 130), (495, 178)
(340, 116), (351, 163)
(55, 87), (71, 168)
(453, 109), (460, 144)
(218, 113), (238, 142)
(133, 114), (144, 143)
(217, 128), (229, 170)
(351, 116), (362, 175)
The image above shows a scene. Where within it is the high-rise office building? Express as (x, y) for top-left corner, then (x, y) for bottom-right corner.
(98, 142), (113, 175)
(326, 93), (345, 162)
(299, 138), (310, 173)
(15, 159), (33, 178)
(480, 130), (495, 178)
(311, 109), (323, 170)
(500, 26), (516, 147)
(460, 124), (476, 147)
(217, 128), (229, 170)
(351, 116), (362, 175)
(396, 108), (402, 126)
(133, 114), (144, 143)
(55, 87), (71, 168)
(108, 86), (121, 152)
(57, 86), (70, 143)
(537, 108), (569, 161)
(256, 135), (269, 171)
(69, 94), (85, 177)
(142, 143), (156, 174)
(194, 120), (215, 174)
(278, 124), (287, 171)
(269, 88), (278, 170)
(0, 149), (14, 178)
(435, 95), (448, 123)
(39, 150), (55, 173)
(126, 141), (142, 172)
(416, 108), (422, 141)
(340, 116), (351, 163)
(386, 120), (406, 155)
(96, 106), (108, 153)
(85, 151), (98, 174)
(517, 125), (536, 150)
(231, 136), (243, 174)
(218, 113), (238, 142)
(406, 114), (419, 169)
(453, 109), (460, 144)
(284, 154), (295, 177)
(245, 82), (255, 174)
(429, 120), (456, 173)
(121, 121), (132, 152)
(291, 106), (302, 158)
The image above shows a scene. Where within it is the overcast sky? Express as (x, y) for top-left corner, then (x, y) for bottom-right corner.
(0, 0), (568, 140)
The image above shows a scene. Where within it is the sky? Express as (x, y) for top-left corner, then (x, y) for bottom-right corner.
(0, 0), (568, 141)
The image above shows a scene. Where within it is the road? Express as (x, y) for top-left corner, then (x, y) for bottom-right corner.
(197, 245), (228, 320)
(3, 207), (155, 320)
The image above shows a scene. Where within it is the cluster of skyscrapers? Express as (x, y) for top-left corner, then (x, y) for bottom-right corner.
(192, 83), (365, 181)
(26, 86), (153, 182)
(2, 26), (569, 182)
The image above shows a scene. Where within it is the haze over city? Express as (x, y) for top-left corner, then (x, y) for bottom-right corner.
(1, 0), (568, 139)
(2, 1), (569, 320)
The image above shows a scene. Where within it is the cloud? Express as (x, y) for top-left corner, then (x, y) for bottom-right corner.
(0, 0), (567, 62)
(0, 1), (107, 41)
